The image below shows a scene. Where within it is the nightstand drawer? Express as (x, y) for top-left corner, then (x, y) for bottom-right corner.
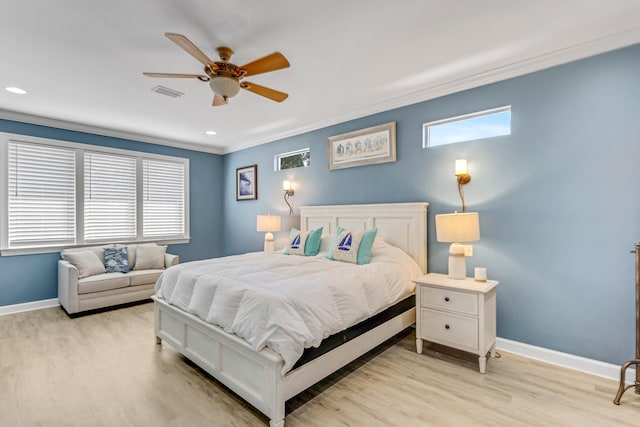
(420, 308), (478, 351)
(420, 286), (478, 315)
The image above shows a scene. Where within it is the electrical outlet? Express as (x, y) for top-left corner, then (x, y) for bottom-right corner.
(462, 245), (473, 256)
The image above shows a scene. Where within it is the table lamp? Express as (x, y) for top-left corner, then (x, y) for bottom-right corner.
(256, 214), (281, 252)
(435, 212), (480, 279)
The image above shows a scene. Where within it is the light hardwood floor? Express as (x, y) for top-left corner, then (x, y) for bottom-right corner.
(1, 302), (638, 426)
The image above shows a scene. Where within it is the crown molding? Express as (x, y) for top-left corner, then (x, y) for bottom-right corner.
(0, 109), (225, 155)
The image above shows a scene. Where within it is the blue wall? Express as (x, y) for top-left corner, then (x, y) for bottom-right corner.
(223, 44), (640, 365)
(0, 120), (225, 306)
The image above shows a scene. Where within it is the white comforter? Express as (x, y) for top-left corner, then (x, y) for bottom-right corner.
(154, 242), (422, 374)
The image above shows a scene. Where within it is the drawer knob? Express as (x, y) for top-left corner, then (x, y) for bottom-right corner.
(444, 297), (450, 302)
(445, 324), (450, 330)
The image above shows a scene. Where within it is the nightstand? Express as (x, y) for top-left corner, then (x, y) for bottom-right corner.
(414, 272), (499, 373)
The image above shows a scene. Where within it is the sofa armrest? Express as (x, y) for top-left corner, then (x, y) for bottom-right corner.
(165, 253), (179, 268)
(58, 259), (80, 314)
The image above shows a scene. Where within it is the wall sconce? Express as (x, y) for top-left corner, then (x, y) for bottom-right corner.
(455, 159), (471, 212)
(283, 180), (294, 215)
(256, 214), (281, 252)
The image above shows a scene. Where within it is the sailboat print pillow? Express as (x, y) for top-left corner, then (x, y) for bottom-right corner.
(327, 227), (378, 265)
(284, 227), (324, 256)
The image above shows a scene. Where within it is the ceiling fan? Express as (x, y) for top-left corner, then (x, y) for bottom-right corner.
(144, 33), (290, 106)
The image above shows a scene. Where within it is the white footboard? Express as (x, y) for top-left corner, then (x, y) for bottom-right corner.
(153, 297), (286, 426)
(153, 296), (415, 426)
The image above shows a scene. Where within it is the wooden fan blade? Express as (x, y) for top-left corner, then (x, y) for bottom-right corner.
(165, 32), (215, 66)
(212, 94), (228, 106)
(143, 72), (210, 81)
(240, 81), (288, 102)
(239, 52), (290, 77)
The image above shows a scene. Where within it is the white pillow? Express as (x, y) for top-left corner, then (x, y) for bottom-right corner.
(372, 237), (390, 250)
(61, 250), (106, 278)
(122, 243), (158, 269)
(134, 245), (167, 270)
(318, 233), (333, 253)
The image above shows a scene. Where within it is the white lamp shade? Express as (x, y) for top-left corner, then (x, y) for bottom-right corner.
(256, 215), (282, 233)
(435, 212), (480, 243)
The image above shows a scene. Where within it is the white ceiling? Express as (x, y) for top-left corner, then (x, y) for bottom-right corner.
(1, 1), (640, 154)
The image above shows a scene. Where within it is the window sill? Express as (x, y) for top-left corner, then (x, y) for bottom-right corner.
(0, 237), (190, 257)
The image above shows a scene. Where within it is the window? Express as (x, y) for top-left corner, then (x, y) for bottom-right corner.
(6, 142), (76, 248)
(423, 106), (511, 148)
(1, 133), (189, 255)
(274, 148), (310, 171)
(143, 158), (185, 238)
(84, 151), (137, 241)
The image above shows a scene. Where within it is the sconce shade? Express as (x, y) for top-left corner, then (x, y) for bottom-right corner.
(435, 212), (480, 243)
(455, 159), (468, 176)
(256, 215), (282, 232)
(283, 180), (291, 191)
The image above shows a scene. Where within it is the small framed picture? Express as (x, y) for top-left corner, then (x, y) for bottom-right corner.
(236, 164), (258, 201)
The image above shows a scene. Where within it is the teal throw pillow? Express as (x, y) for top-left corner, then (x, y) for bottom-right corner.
(305, 227), (323, 256)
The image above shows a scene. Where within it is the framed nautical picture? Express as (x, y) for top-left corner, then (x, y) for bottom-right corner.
(236, 164), (258, 201)
(327, 122), (396, 170)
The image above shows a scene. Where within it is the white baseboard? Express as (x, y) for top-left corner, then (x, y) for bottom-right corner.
(0, 298), (59, 316)
(497, 337), (636, 384)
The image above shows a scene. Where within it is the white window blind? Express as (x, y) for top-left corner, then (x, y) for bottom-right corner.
(7, 142), (76, 247)
(143, 158), (185, 237)
(84, 151), (137, 241)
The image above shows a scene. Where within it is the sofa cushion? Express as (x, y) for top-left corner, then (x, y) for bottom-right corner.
(134, 245), (167, 270)
(127, 269), (164, 287)
(61, 250), (106, 279)
(77, 272), (129, 294)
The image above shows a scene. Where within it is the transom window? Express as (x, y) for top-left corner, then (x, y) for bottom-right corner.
(0, 133), (189, 255)
(423, 106), (511, 148)
(274, 148), (310, 171)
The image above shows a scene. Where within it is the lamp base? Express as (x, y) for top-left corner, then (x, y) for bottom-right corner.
(264, 232), (274, 253)
(264, 240), (275, 252)
(448, 243), (466, 279)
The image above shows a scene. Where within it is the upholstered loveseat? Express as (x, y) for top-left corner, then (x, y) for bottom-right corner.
(58, 243), (178, 315)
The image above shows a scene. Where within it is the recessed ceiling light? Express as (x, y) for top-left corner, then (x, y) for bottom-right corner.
(5, 86), (27, 95)
(205, 130), (217, 135)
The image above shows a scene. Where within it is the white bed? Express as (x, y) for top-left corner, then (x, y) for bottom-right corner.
(153, 202), (428, 426)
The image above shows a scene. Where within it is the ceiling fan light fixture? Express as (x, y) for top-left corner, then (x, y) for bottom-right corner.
(209, 76), (240, 99)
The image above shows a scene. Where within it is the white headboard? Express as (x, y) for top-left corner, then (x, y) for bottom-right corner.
(299, 202), (428, 274)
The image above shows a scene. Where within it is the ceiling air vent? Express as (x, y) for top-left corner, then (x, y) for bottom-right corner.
(151, 85), (184, 98)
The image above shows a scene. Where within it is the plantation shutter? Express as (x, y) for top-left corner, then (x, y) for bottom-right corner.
(84, 151), (136, 241)
(7, 142), (76, 247)
(143, 158), (185, 237)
